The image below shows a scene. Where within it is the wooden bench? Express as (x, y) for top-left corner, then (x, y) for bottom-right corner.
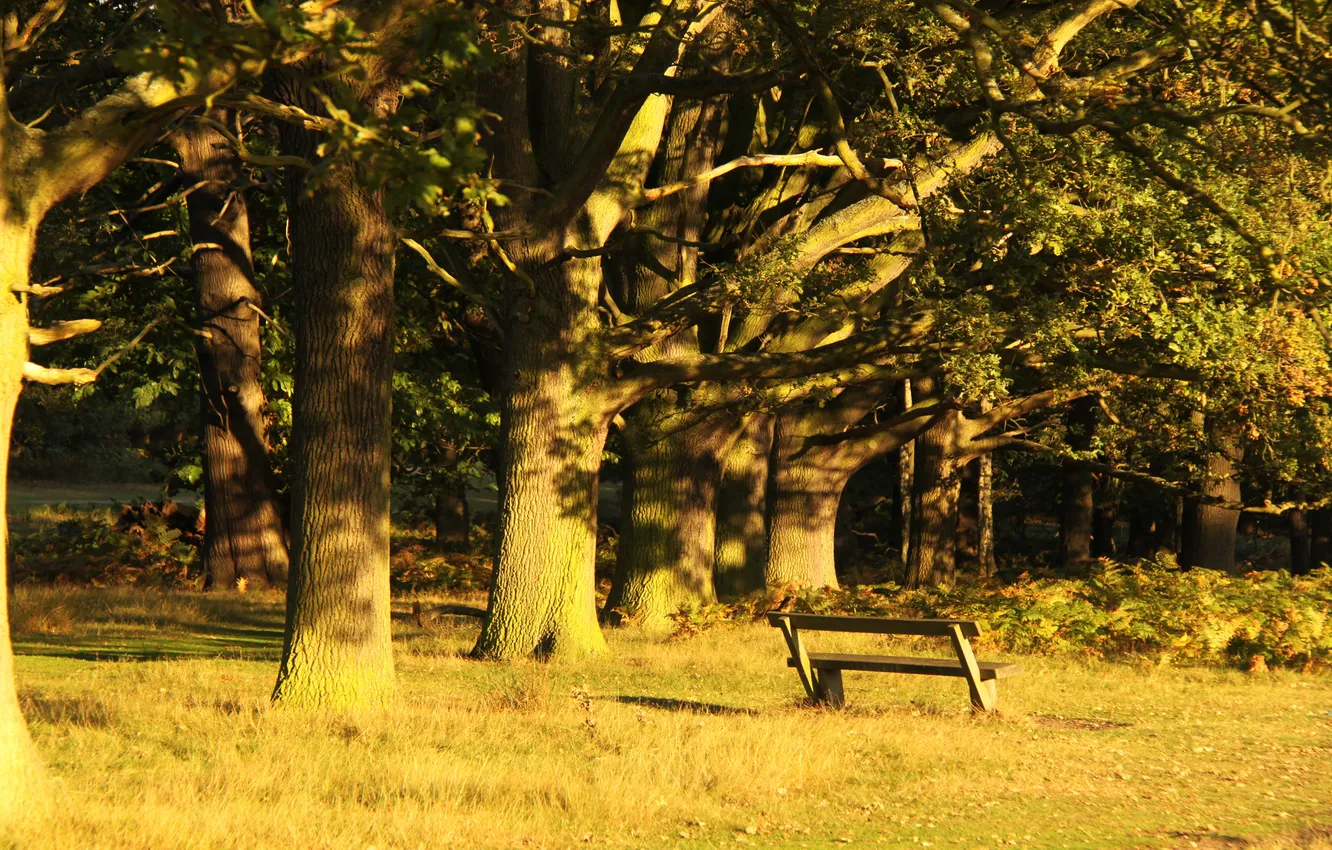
(767, 612), (1022, 712)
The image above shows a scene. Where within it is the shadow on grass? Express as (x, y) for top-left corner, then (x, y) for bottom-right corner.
(609, 695), (759, 716)
(13, 621), (285, 662)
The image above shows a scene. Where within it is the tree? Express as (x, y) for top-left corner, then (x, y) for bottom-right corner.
(170, 112), (289, 590)
(1, 0), (278, 818)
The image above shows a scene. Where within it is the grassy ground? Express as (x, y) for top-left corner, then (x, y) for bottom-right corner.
(5, 588), (1332, 850)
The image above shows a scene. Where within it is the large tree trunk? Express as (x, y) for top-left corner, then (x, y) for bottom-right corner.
(606, 410), (729, 627)
(1059, 397), (1096, 573)
(1184, 426), (1243, 572)
(473, 261), (610, 660)
(905, 396), (962, 590)
(714, 413), (772, 599)
(271, 81), (398, 708)
(0, 223), (42, 822)
(172, 115), (288, 591)
(766, 416), (854, 588)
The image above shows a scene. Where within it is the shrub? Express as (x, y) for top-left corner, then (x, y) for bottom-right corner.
(708, 558), (1332, 670)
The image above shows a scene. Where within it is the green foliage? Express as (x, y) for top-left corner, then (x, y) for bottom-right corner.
(11, 506), (199, 588)
(707, 561), (1332, 670)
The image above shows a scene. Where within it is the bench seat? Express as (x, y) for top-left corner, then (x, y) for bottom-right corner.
(792, 653), (1022, 680)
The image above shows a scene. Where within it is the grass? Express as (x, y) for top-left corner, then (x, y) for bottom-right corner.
(4, 587), (1332, 850)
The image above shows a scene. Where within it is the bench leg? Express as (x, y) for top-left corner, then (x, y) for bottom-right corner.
(970, 679), (997, 713)
(813, 669), (845, 708)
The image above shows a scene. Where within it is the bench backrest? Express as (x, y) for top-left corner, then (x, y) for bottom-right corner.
(766, 611), (981, 639)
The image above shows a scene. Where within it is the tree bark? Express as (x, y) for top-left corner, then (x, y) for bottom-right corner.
(172, 114), (288, 591)
(1059, 397), (1096, 573)
(714, 413), (772, 599)
(905, 379), (962, 590)
(765, 416), (854, 589)
(473, 260), (610, 660)
(606, 409), (729, 628)
(1183, 425), (1243, 573)
(0, 222), (43, 823)
(271, 78), (398, 708)
(906, 414), (962, 589)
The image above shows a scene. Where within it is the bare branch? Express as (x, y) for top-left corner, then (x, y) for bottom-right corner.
(638, 151), (858, 204)
(28, 319), (102, 346)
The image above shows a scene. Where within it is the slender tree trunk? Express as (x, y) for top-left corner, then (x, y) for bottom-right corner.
(474, 261), (610, 660)
(606, 410), (729, 628)
(1184, 426), (1243, 572)
(1312, 508), (1332, 570)
(271, 79), (398, 707)
(172, 115), (288, 591)
(1290, 507), (1312, 576)
(896, 378), (914, 561)
(714, 413), (772, 598)
(1059, 397), (1096, 573)
(0, 222), (42, 822)
(977, 447), (996, 578)
(906, 391), (962, 589)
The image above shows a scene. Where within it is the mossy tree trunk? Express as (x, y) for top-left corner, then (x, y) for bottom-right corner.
(271, 77), (399, 709)
(172, 114), (288, 591)
(714, 414), (773, 599)
(607, 408), (733, 628)
(474, 259), (612, 659)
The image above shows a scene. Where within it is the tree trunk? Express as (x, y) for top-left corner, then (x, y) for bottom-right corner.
(434, 484), (470, 550)
(0, 223), (42, 822)
(172, 115), (288, 591)
(1290, 507), (1312, 576)
(271, 90), (398, 707)
(1184, 427), (1243, 572)
(606, 409), (729, 628)
(977, 447), (996, 578)
(766, 422), (853, 588)
(1059, 397), (1096, 573)
(714, 413), (772, 599)
(896, 378), (914, 560)
(1312, 508), (1332, 570)
(905, 399), (962, 590)
(474, 256), (611, 660)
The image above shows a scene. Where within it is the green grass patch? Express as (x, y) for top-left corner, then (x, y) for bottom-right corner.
(6, 587), (1332, 849)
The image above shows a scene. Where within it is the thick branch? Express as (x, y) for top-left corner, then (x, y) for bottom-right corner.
(27, 318), (102, 345)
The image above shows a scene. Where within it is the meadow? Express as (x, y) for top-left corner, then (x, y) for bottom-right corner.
(6, 586), (1332, 850)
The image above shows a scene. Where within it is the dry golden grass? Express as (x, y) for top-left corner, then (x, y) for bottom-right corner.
(5, 586), (1332, 849)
